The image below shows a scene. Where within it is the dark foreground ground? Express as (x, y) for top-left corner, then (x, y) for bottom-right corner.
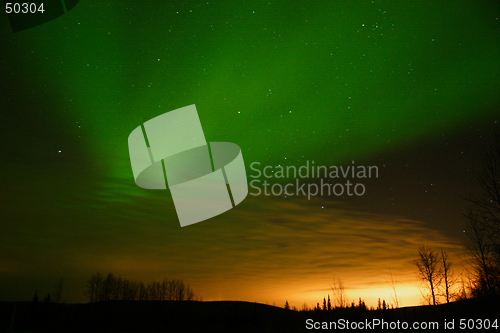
(0, 297), (498, 332)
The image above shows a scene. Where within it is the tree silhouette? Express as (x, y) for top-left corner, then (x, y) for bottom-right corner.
(465, 210), (500, 296)
(358, 297), (366, 310)
(84, 272), (103, 302)
(284, 300), (290, 310)
(331, 277), (347, 308)
(440, 247), (453, 303)
(457, 276), (470, 300)
(414, 245), (441, 305)
(464, 132), (500, 296)
(301, 302), (309, 311)
(53, 278), (63, 303)
(387, 271), (400, 308)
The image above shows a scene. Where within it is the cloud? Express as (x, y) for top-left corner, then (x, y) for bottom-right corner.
(1, 172), (465, 307)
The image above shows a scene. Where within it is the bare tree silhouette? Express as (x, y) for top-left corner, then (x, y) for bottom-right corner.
(440, 247), (454, 303)
(331, 277), (347, 308)
(301, 302), (309, 311)
(84, 272), (103, 303)
(465, 210), (500, 296)
(414, 245), (441, 305)
(464, 131), (500, 296)
(53, 278), (63, 303)
(387, 271), (400, 308)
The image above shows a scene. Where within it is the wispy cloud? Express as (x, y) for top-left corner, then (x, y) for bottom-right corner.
(1, 173), (465, 307)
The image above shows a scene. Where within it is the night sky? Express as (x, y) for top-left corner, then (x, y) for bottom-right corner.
(1, 0), (499, 308)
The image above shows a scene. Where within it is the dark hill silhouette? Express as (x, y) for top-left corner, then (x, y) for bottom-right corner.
(1, 297), (498, 332)
(1, 300), (303, 333)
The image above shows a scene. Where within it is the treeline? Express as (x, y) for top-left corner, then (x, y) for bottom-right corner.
(84, 272), (195, 302)
(285, 296), (379, 313)
(284, 278), (385, 312)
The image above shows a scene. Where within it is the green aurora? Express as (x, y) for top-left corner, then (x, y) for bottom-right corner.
(1, 0), (499, 307)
